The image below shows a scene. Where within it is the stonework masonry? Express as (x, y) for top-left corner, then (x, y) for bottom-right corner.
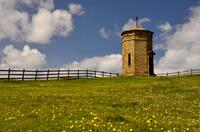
(121, 28), (155, 76)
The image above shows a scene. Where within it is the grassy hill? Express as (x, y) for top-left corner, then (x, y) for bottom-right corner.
(0, 76), (200, 131)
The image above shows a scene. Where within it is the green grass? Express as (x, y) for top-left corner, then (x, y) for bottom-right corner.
(0, 76), (200, 131)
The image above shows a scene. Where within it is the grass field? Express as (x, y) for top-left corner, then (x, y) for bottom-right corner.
(0, 76), (200, 131)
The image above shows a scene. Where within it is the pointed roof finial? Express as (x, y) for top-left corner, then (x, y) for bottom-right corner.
(135, 16), (140, 28)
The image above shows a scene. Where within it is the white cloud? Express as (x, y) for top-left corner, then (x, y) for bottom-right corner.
(20, 0), (55, 11)
(0, 0), (84, 44)
(122, 19), (134, 31)
(63, 54), (122, 73)
(122, 17), (151, 31)
(35, 0), (54, 11)
(0, 45), (46, 69)
(139, 18), (151, 24)
(27, 8), (74, 44)
(154, 43), (167, 51)
(158, 22), (173, 32)
(155, 4), (200, 73)
(99, 28), (110, 39)
(0, 1), (30, 41)
(68, 3), (85, 16)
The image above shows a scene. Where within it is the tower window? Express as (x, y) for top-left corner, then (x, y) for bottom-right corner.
(128, 53), (131, 66)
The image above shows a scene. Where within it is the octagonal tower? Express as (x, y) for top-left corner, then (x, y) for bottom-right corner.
(121, 17), (155, 76)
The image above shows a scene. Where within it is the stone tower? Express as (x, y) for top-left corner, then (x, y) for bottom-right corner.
(121, 17), (155, 76)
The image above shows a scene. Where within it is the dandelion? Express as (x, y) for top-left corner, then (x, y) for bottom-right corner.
(90, 112), (97, 116)
(129, 128), (133, 131)
(117, 129), (122, 132)
(70, 125), (74, 129)
(8, 117), (16, 120)
(146, 120), (151, 123)
(154, 120), (157, 124)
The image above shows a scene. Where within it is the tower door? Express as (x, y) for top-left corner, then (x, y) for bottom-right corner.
(149, 56), (153, 75)
(148, 51), (155, 75)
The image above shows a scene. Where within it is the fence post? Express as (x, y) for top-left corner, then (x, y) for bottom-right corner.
(191, 69), (193, 76)
(110, 72), (112, 77)
(47, 69), (49, 80)
(35, 69), (38, 81)
(177, 72), (179, 77)
(166, 73), (168, 77)
(102, 71), (104, 78)
(22, 69), (25, 81)
(8, 68), (11, 82)
(67, 69), (70, 79)
(86, 69), (88, 78)
(94, 70), (96, 78)
(77, 69), (79, 79)
(57, 69), (60, 80)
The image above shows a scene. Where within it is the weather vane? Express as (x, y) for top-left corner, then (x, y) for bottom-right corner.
(135, 16), (140, 28)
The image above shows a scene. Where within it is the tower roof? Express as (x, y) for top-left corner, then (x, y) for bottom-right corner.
(121, 17), (153, 36)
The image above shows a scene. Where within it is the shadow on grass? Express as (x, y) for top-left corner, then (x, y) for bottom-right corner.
(111, 102), (138, 109)
(105, 114), (130, 123)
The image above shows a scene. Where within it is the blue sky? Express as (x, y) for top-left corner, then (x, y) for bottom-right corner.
(48, 0), (197, 66)
(0, 0), (199, 73)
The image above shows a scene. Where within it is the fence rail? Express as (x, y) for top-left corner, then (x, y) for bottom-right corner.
(0, 69), (119, 81)
(156, 69), (200, 77)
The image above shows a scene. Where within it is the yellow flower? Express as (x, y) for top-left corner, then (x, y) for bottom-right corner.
(113, 128), (116, 131)
(70, 125), (74, 129)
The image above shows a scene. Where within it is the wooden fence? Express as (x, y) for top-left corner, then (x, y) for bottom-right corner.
(156, 69), (200, 77)
(0, 69), (119, 81)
